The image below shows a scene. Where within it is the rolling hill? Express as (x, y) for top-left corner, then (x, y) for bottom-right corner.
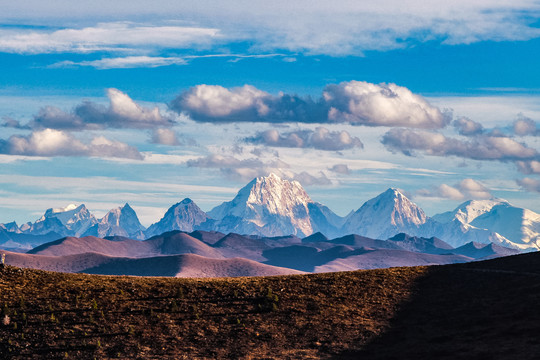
(0, 252), (539, 359)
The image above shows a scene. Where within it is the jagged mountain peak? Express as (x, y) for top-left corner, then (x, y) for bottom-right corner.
(29, 203), (97, 237)
(144, 198), (209, 238)
(362, 188), (426, 225)
(244, 173), (309, 207)
(343, 188), (427, 240)
(209, 173), (312, 220)
(207, 174), (340, 237)
(42, 204), (90, 223)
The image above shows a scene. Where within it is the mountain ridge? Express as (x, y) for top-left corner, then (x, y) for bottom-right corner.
(1, 173), (539, 252)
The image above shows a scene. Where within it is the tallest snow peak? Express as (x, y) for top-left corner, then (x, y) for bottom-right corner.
(207, 173), (338, 237)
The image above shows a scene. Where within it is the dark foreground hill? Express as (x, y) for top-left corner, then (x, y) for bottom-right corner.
(1, 252), (540, 359)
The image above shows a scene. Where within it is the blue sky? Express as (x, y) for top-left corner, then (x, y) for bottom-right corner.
(1, 1), (540, 226)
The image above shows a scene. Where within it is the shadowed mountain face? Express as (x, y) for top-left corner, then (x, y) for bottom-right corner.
(19, 230), (492, 275)
(386, 233), (454, 254)
(29, 231), (225, 259)
(451, 241), (520, 259)
(2, 250), (301, 277)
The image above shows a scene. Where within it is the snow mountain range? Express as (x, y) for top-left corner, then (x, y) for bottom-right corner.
(1, 174), (539, 252)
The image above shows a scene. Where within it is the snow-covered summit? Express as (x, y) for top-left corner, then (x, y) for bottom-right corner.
(84, 203), (146, 239)
(145, 198), (209, 238)
(208, 173), (340, 237)
(343, 188), (427, 239)
(28, 204), (97, 237)
(432, 199), (509, 225)
(429, 199), (539, 251)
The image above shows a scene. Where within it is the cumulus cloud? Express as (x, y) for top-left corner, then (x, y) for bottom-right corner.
(453, 117), (484, 136)
(382, 128), (539, 161)
(1, 117), (30, 129)
(245, 127), (363, 151)
(171, 84), (326, 123)
(517, 177), (540, 193)
(150, 128), (181, 146)
(516, 160), (540, 175)
(513, 115), (539, 136)
(0, 22), (219, 54)
(0, 129), (142, 159)
(324, 81), (449, 128)
(328, 164), (350, 174)
(417, 178), (492, 200)
(172, 81), (446, 128)
(27, 88), (173, 131)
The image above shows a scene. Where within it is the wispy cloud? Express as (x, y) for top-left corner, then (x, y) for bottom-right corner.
(51, 56), (188, 69)
(49, 53), (288, 69)
(2, 2), (539, 56)
(0, 22), (219, 54)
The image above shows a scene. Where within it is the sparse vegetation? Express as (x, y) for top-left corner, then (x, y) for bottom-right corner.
(0, 253), (539, 359)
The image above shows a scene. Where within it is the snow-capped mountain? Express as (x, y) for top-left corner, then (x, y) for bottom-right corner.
(343, 188), (428, 239)
(23, 204), (98, 237)
(1, 175), (539, 252)
(432, 199), (508, 224)
(0, 221), (20, 233)
(83, 203), (146, 240)
(145, 198), (208, 238)
(432, 199), (540, 251)
(206, 173), (340, 237)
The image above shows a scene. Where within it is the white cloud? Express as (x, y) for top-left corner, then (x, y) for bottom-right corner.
(174, 84), (271, 120)
(517, 177), (540, 193)
(173, 81), (445, 128)
(50, 53), (288, 69)
(417, 178), (492, 200)
(324, 81), (448, 128)
(516, 160), (540, 174)
(51, 56), (188, 69)
(382, 128), (539, 161)
(453, 117), (484, 136)
(246, 127), (363, 151)
(150, 128), (181, 146)
(329, 164), (350, 175)
(513, 115), (539, 136)
(4, 2), (539, 55)
(28, 88), (173, 130)
(0, 128), (142, 159)
(0, 22), (219, 54)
